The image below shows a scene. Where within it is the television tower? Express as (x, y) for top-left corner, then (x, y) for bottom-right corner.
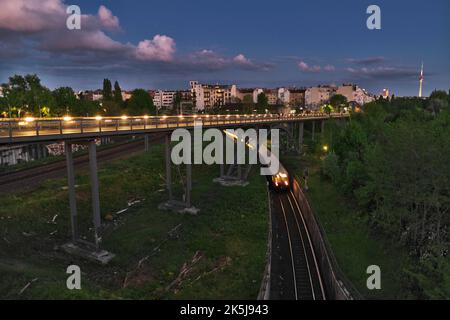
(418, 62), (424, 98)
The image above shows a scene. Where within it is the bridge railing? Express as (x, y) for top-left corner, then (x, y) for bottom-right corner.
(0, 112), (347, 141)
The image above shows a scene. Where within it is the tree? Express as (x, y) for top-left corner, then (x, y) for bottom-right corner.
(53, 87), (77, 116)
(73, 100), (101, 117)
(321, 104), (335, 115)
(113, 81), (123, 104)
(242, 95), (254, 114)
(256, 92), (268, 113)
(127, 89), (156, 116)
(427, 90), (449, 115)
(1, 74), (55, 117)
(173, 92), (182, 114)
(102, 79), (112, 101)
(0, 96), (8, 117)
(329, 94), (348, 111)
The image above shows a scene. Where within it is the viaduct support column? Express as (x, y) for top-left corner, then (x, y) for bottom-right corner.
(144, 134), (150, 152)
(165, 134), (173, 200)
(321, 120), (325, 136)
(65, 142), (78, 241)
(88, 140), (101, 250)
(311, 121), (316, 141)
(186, 163), (192, 208)
(298, 122), (304, 154)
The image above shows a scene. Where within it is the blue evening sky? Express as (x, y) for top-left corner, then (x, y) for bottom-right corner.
(0, 0), (448, 96)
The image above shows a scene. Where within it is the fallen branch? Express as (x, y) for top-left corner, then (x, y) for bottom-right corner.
(18, 278), (38, 295)
(165, 251), (204, 292)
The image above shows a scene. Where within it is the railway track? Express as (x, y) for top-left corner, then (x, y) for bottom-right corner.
(0, 133), (165, 193)
(271, 190), (326, 300)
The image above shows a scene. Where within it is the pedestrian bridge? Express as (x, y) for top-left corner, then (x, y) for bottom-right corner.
(0, 112), (349, 263)
(0, 113), (348, 145)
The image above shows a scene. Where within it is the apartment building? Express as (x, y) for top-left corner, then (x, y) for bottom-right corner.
(336, 84), (375, 106)
(121, 91), (132, 101)
(153, 90), (177, 109)
(190, 81), (235, 111)
(77, 90), (103, 101)
(305, 85), (336, 109)
(288, 88), (306, 107)
(277, 88), (290, 105)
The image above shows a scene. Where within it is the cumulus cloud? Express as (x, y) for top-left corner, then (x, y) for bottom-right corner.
(233, 54), (251, 65)
(323, 65), (336, 72)
(135, 35), (176, 62)
(0, 0), (65, 32)
(40, 30), (127, 52)
(232, 54), (273, 71)
(0, 0), (274, 78)
(298, 61), (321, 72)
(98, 5), (120, 30)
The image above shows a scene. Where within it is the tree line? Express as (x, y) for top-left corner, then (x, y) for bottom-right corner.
(0, 74), (156, 118)
(320, 91), (450, 298)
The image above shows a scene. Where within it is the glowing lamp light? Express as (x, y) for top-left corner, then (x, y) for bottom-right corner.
(323, 145), (329, 152)
(24, 117), (35, 122)
(143, 115), (149, 119)
(121, 115), (128, 120)
(95, 115), (103, 121)
(63, 116), (72, 121)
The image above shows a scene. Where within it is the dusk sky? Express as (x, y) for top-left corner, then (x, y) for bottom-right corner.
(0, 0), (449, 96)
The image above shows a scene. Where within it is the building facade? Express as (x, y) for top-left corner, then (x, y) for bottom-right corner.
(305, 86), (336, 109)
(153, 90), (177, 109)
(336, 84), (375, 106)
(190, 81), (235, 111)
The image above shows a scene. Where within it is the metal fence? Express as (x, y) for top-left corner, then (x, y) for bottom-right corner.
(291, 176), (362, 300)
(257, 188), (273, 300)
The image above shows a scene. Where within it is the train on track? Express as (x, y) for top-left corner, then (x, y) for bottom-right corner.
(269, 163), (291, 191)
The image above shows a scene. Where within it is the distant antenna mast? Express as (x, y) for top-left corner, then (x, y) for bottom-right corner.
(418, 62), (424, 98)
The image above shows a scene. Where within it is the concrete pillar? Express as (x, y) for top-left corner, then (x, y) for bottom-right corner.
(36, 144), (42, 159)
(312, 121), (316, 141)
(65, 142), (78, 241)
(220, 164), (224, 178)
(144, 135), (150, 152)
(298, 122), (304, 154)
(88, 140), (101, 250)
(321, 121), (325, 135)
(220, 134), (225, 178)
(237, 165), (242, 181)
(165, 134), (173, 200)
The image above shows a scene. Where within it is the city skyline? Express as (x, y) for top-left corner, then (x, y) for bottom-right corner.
(0, 0), (449, 96)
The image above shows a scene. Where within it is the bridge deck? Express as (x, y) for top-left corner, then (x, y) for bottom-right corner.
(0, 113), (348, 145)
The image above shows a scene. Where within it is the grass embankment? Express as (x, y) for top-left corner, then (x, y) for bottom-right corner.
(0, 145), (268, 299)
(282, 153), (408, 299)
